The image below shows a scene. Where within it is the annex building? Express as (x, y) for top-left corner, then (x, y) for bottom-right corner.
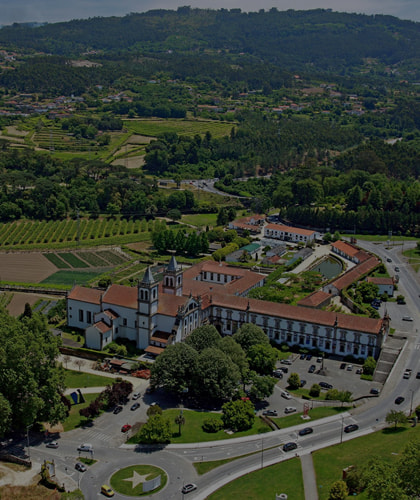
(67, 256), (389, 359)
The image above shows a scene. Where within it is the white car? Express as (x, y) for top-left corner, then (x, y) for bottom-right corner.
(77, 443), (93, 452)
(284, 406), (297, 414)
(281, 390), (292, 400)
(132, 392), (141, 400)
(46, 441), (59, 448)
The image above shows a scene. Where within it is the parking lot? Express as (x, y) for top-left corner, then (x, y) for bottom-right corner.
(263, 354), (378, 415)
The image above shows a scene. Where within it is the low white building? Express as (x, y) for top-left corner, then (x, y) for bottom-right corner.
(264, 223), (316, 243)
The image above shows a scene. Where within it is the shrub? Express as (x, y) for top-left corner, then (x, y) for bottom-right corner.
(309, 384), (321, 397)
(202, 418), (223, 433)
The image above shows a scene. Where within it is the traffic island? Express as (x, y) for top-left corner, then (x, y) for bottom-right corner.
(110, 464), (167, 496)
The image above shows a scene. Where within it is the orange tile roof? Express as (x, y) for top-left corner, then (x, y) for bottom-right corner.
(93, 320), (111, 333)
(157, 293), (189, 316)
(331, 256), (379, 291)
(265, 223), (315, 237)
(367, 277), (394, 285)
(298, 291), (331, 308)
(103, 284), (137, 309)
(103, 309), (119, 319)
(209, 292), (382, 334)
(145, 345), (165, 354)
(67, 286), (102, 305)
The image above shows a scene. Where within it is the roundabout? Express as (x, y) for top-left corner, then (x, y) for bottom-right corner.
(110, 464), (167, 496)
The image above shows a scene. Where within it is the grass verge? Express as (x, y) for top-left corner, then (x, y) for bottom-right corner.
(64, 369), (115, 388)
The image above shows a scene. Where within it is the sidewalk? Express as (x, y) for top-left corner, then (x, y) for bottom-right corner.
(301, 452), (319, 500)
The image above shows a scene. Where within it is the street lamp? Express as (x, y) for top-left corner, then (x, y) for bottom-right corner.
(261, 437), (264, 469)
(26, 424), (33, 461)
(410, 389), (414, 417)
(340, 415), (344, 444)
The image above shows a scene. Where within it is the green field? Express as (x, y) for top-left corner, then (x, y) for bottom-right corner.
(44, 253), (71, 269)
(41, 270), (102, 286)
(181, 213), (218, 228)
(58, 252), (90, 268)
(124, 118), (234, 138)
(64, 369), (116, 388)
(62, 392), (101, 431)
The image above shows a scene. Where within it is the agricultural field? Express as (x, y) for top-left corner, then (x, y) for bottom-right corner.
(40, 270), (102, 286)
(123, 118), (234, 138)
(0, 253), (56, 282)
(0, 216), (163, 251)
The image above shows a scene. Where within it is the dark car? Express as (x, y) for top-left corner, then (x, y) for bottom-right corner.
(262, 410), (278, 416)
(130, 402), (140, 411)
(319, 382), (333, 389)
(279, 366), (289, 374)
(283, 442), (298, 452)
(75, 462), (87, 472)
(300, 353), (306, 360)
(344, 424), (359, 433)
(370, 388), (380, 395)
(273, 369), (283, 379)
(181, 483), (197, 494)
(340, 363), (346, 370)
(298, 427), (313, 436)
(113, 405), (123, 414)
(416, 372), (420, 379)
(306, 354), (312, 361)
(308, 364), (316, 373)
(395, 396), (405, 405)
(300, 379), (307, 387)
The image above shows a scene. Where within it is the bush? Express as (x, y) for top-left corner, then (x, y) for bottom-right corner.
(309, 384), (321, 397)
(202, 418), (224, 433)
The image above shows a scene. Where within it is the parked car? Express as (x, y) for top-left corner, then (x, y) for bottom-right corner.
(402, 316), (413, 321)
(300, 379), (307, 387)
(347, 364), (353, 371)
(281, 390), (292, 400)
(319, 382), (333, 389)
(308, 364), (316, 373)
(370, 388), (380, 395)
(356, 368), (363, 374)
(298, 427), (313, 436)
(317, 357), (323, 363)
(306, 354), (312, 361)
(340, 363), (346, 370)
(132, 392), (141, 400)
(387, 258), (392, 262)
(46, 441), (59, 449)
(300, 353), (306, 360)
(113, 405), (123, 414)
(121, 424), (132, 433)
(281, 359), (292, 365)
(279, 367), (288, 373)
(181, 483), (197, 494)
(263, 410), (278, 416)
(344, 424), (359, 433)
(75, 462), (87, 472)
(284, 406), (297, 414)
(283, 442), (298, 452)
(273, 369), (283, 379)
(395, 396), (405, 405)
(130, 402), (140, 411)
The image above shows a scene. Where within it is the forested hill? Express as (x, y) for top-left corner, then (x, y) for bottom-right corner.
(1, 8), (419, 75)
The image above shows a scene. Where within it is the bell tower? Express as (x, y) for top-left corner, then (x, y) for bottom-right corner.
(137, 267), (159, 348)
(162, 255), (183, 296)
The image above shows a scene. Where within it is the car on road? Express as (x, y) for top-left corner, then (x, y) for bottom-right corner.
(319, 382), (333, 389)
(308, 364), (316, 373)
(132, 392), (141, 400)
(370, 388), (380, 395)
(75, 462), (87, 472)
(182, 483), (197, 494)
(340, 363), (346, 369)
(283, 442), (298, 452)
(344, 424), (359, 433)
(130, 402), (140, 411)
(46, 441), (59, 448)
(284, 406), (297, 414)
(281, 390), (292, 399)
(121, 424), (132, 433)
(402, 316), (414, 321)
(77, 443), (93, 452)
(403, 369), (412, 379)
(113, 405), (123, 414)
(263, 410), (278, 416)
(395, 396), (405, 405)
(387, 258), (392, 262)
(395, 266), (400, 272)
(101, 484), (115, 497)
(281, 359), (292, 365)
(416, 372), (420, 379)
(299, 427), (313, 436)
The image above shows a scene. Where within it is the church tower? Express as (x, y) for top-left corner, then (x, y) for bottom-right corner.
(137, 267), (159, 348)
(162, 255), (183, 296)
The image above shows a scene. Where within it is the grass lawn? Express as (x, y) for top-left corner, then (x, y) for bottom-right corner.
(41, 270), (102, 286)
(124, 118), (233, 138)
(110, 464), (167, 496)
(64, 369), (115, 388)
(62, 393), (101, 432)
(207, 456), (304, 500)
(314, 424), (420, 500)
(181, 213), (218, 228)
(271, 406), (348, 429)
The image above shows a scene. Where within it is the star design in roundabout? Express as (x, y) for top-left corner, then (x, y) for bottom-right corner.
(123, 471), (151, 489)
